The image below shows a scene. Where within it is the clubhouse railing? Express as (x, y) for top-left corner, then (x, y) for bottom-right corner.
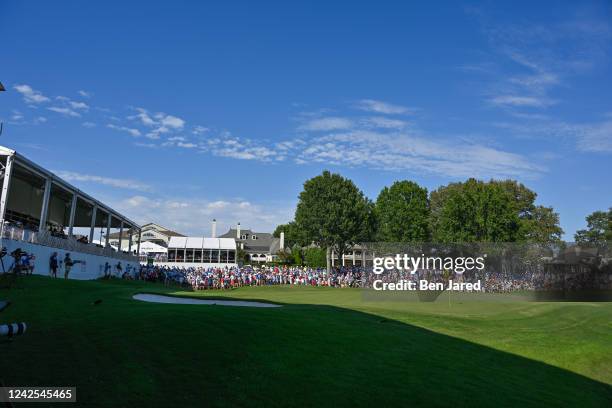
(1, 223), (138, 262)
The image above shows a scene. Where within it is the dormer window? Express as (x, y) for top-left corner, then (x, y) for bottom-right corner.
(241, 234), (247, 240)
(252, 235), (257, 240)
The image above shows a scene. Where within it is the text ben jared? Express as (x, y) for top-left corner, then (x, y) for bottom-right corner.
(371, 254), (485, 292)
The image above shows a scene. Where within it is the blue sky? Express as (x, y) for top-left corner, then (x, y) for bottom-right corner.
(1, 1), (611, 238)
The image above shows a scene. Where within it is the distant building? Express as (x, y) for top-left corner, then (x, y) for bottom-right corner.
(219, 222), (283, 263)
(108, 222), (185, 251)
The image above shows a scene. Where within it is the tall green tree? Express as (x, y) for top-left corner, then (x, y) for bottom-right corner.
(375, 180), (430, 242)
(273, 221), (306, 247)
(575, 208), (612, 244)
(430, 179), (563, 243)
(430, 179), (521, 242)
(294, 171), (374, 271)
(523, 206), (564, 243)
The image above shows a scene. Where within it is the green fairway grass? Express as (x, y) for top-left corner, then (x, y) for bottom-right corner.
(1, 276), (611, 407)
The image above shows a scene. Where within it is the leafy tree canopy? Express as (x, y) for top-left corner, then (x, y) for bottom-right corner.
(575, 208), (612, 244)
(430, 179), (562, 243)
(294, 170), (374, 256)
(375, 180), (430, 242)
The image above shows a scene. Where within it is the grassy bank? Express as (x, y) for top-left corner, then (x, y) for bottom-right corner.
(1, 276), (610, 407)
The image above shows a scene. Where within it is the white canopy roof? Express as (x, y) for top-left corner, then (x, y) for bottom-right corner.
(168, 236), (236, 250)
(138, 241), (168, 254)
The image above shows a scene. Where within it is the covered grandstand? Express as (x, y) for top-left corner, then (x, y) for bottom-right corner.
(160, 236), (237, 268)
(0, 145), (141, 279)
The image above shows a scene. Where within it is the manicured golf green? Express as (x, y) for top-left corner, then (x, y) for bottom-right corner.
(1, 276), (611, 407)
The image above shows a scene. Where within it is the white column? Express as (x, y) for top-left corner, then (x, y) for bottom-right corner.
(136, 228), (141, 257)
(128, 227), (133, 253)
(89, 205), (97, 243)
(0, 155), (15, 229)
(352, 249), (356, 266)
(331, 249), (335, 267)
(68, 194), (77, 237)
(106, 214), (111, 248)
(118, 221), (124, 252)
(38, 179), (52, 232)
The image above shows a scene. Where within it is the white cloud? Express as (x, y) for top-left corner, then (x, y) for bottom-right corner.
(82, 121), (96, 128)
(299, 117), (353, 131)
(54, 171), (152, 192)
(362, 116), (407, 129)
(490, 95), (555, 108)
(193, 125), (209, 135)
(128, 107), (185, 139)
(14, 84), (50, 104)
(78, 90), (91, 98)
(297, 130), (543, 179)
(107, 123), (141, 137)
(356, 99), (414, 115)
(158, 114), (185, 129)
(131, 108), (156, 126)
(47, 106), (81, 117)
(116, 195), (292, 236)
(573, 121), (612, 153)
(69, 101), (89, 110)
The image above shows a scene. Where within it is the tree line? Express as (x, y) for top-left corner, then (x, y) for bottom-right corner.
(274, 170), (610, 268)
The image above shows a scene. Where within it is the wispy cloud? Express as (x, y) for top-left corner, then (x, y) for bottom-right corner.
(13, 84), (50, 104)
(192, 125), (209, 135)
(54, 171), (152, 192)
(574, 121), (612, 153)
(47, 106), (81, 117)
(356, 99), (415, 115)
(107, 123), (141, 137)
(472, 12), (612, 112)
(299, 117), (353, 131)
(489, 95), (556, 108)
(77, 90), (91, 98)
(128, 107), (185, 139)
(297, 130), (542, 179)
(362, 116), (407, 129)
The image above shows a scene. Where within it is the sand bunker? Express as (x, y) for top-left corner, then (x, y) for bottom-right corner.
(132, 293), (281, 308)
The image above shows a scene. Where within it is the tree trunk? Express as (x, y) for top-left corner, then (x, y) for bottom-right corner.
(326, 246), (331, 274)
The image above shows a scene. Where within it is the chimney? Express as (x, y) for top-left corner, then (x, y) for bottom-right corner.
(237, 222), (241, 239)
(280, 232), (285, 250)
(211, 219), (217, 238)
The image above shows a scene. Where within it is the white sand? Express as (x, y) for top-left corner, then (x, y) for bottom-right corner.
(132, 293), (281, 308)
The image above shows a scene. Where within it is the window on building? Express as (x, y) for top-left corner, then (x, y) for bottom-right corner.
(186, 249), (194, 263)
(228, 250), (235, 263)
(194, 249), (202, 263)
(168, 249), (176, 262)
(202, 249), (211, 263)
(252, 235), (257, 240)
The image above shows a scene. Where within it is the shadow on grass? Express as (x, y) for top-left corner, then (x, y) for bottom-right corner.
(0, 276), (611, 407)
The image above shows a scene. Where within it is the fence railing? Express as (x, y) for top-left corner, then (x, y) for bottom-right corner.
(1, 223), (138, 262)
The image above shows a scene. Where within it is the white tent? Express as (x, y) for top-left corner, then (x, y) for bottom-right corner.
(138, 241), (168, 254)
